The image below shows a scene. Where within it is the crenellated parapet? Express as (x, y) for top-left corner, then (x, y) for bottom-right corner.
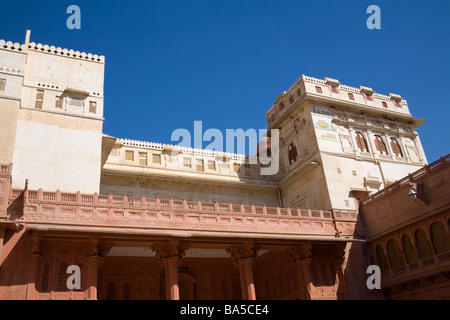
(107, 137), (275, 184)
(0, 39), (105, 63)
(266, 74), (412, 128)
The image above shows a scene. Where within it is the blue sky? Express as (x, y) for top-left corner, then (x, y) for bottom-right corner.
(1, 0), (449, 162)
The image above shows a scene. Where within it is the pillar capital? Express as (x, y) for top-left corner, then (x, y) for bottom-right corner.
(288, 241), (312, 264)
(226, 241), (259, 265)
(333, 242), (347, 265)
(30, 231), (43, 255)
(226, 242), (259, 300)
(151, 239), (187, 300)
(151, 239), (188, 265)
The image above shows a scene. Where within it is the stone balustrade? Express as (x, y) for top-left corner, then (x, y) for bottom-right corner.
(8, 188), (358, 240)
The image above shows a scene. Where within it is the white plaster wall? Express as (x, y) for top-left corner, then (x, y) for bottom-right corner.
(24, 50), (104, 95)
(100, 174), (279, 206)
(12, 110), (103, 193)
(321, 154), (425, 210)
(0, 49), (26, 164)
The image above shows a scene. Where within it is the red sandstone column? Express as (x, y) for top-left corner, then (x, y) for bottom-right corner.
(237, 262), (248, 300)
(152, 240), (187, 300)
(26, 232), (42, 300)
(85, 238), (112, 300)
(333, 242), (350, 299)
(288, 242), (313, 300)
(299, 258), (313, 300)
(26, 254), (41, 300)
(163, 256), (180, 300)
(241, 258), (256, 300)
(86, 256), (101, 300)
(226, 242), (259, 300)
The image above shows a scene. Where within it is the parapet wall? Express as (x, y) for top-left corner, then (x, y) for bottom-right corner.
(0, 39), (105, 63)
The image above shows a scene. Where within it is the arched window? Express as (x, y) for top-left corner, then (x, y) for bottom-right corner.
(376, 245), (390, 271)
(374, 135), (388, 155)
(106, 282), (117, 300)
(56, 261), (69, 292)
(387, 239), (405, 268)
(430, 222), (450, 254)
(355, 132), (368, 152)
(414, 228), (434, 259)
(40, 263), (50, 293)
(287, 142), (298, 165)
(390, 138), (403, 157)
(402, 234), (418, 263)
(123, 283), (131, 300)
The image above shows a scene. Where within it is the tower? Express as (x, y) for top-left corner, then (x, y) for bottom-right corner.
(0, 31), (106, 193)
(267, 75), (427, 211)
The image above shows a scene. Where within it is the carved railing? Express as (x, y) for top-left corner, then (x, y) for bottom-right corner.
(8, 188), (358, 239)
(13, 188), (336, 219)
(362, 154), (450, 206)
(381, 251), (450, 287)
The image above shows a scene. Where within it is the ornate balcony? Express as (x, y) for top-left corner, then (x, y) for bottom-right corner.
(8, 188), (359, 241)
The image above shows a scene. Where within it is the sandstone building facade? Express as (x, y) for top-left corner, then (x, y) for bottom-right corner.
(0, 31), (448, 300)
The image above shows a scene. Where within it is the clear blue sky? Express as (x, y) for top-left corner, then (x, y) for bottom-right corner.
(1, 0), (449, 162)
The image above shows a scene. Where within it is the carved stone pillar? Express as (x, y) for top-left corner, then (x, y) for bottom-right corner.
(226, 242), (259, 300)
(86, 255), (101, 300)
(288, 242), (313, 300)
(85, 237), (112, 300)
(152, 239), (187, 300)
(333, 242), (349, 299)
(26, 232), (42, 300)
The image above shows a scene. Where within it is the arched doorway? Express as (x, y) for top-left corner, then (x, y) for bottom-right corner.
(178, 272), (198, 300)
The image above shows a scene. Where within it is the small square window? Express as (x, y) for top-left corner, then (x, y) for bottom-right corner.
(183, 158), (192, 168)
(288, 142), (298, 165)
(348, 93), (355, 101)
(365, 94), (373, 102)
(125, 150), (134, 161)
(394, 101), (402, 108)
(152, 154), (161, 164)
(0, 78), (6, 92)
(337, 168), (342, 174)
(55, 96), (63, 109)
(139, 152), (147, 166)
(196, 159), (204, 171)
(382, 101), (388, 108)
(208, 160), (216, 170)
(233, 163), (241, 173)
(296, 88), (302, 97)
(330, 86), (339, 94)
(89, 101), (97, 113)
(289, 96), (294, 104)
(278, 102), (285, 111)
(315, 86), (323, 94)
(35, 89), (44, 109)
(352, 170), (357, 176)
